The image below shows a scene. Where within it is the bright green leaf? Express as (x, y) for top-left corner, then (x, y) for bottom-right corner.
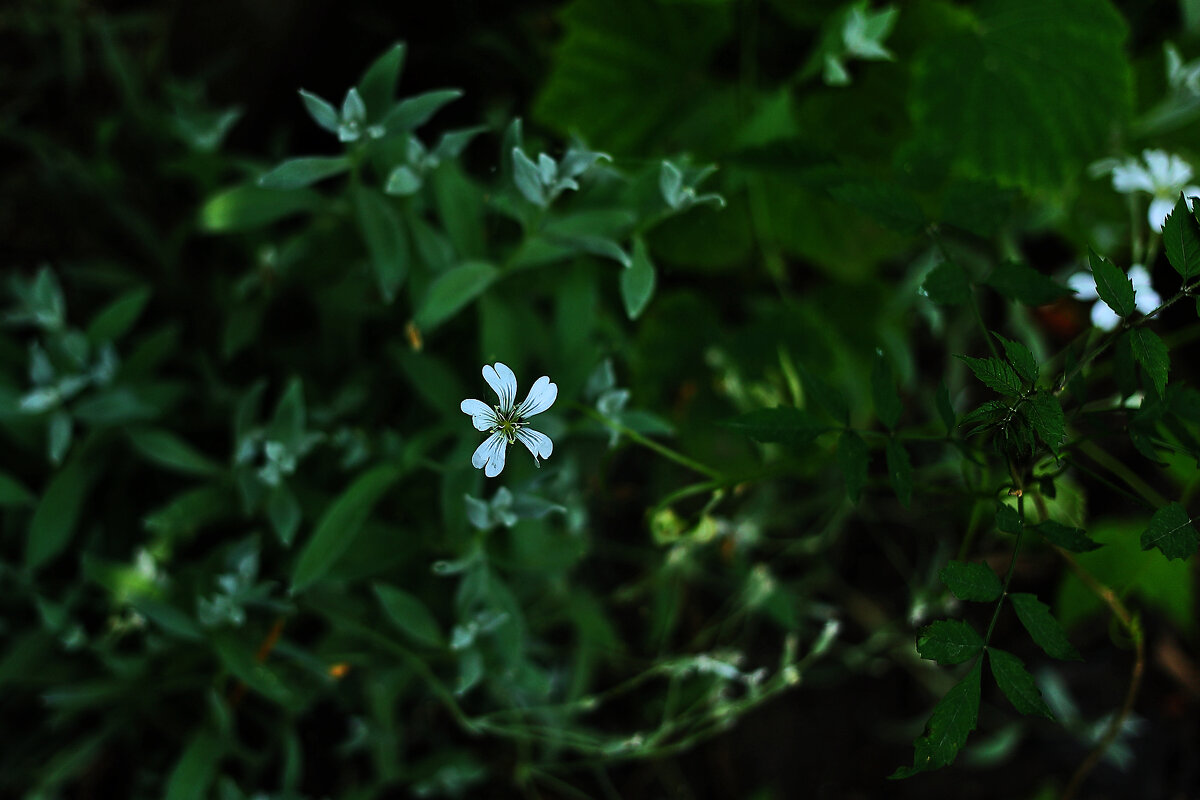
(988, 648), (1053, 719)
(1128, 328), (1169, 399)
(384, 166), (422, 196)
(512, 147), (546, 206)
(916, 619), (983, 665)
(199, 185), (322, 232)
(373, 582), (445, 647)
(939, 561), (1002, 602)
(620, 236), (656, 319)
(1089, 249), (1136, 319)
(1140, 502), (1198, 561)
(298, 89), (339, 133)
(1009, 592), (1081, 660)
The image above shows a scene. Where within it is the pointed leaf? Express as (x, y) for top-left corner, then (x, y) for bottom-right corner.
(373, 582), (445, 647)
(988, 648), (1053, 719)
(1022, 391), (1065, 455)
(86, 287), (150, 344)
(257, 156), (350, 190)
(799, 365), (849, 425)
(1031, 519), (1101, 552)
(916, 619), (983, 665)
(26, 454), (94, 571)
(891, 661), (982, 778)
(1162, 194), (1200, 280)
(354, 185), (409, 302)
(1128, 328), (1169, 399)
(199, 185), (322, 232)
(267, 485), (302, 547)
(996, 502), (1021, 534)
(127, 428), (221, 476)
(837, 430), (869, 503)
(298, 89), (339, 133)
(414, 261), (498, 330)
(885, 438), (912, 507)
(1009, 592), (1081, 660)
(357, 43), (406, 119)
(984, 260), (1072, 306)
(956, 355), (1025, 398)
(1140, 502), (1197, 561)
(164, 729), (224, 800)
(1089, 249), (1136, 319)
(993, 333), (1038, 386)
(381, 88), (463, 134)
(923, 261), (972, 305)
(0, 471), (35, 507)
(512, 148), (547, 206)
(938, 560), (1002, 602)
(722, 407), (830, 445)
(620, 236), (656, 319)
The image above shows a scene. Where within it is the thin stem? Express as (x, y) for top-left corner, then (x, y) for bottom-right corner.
(982, 490), (1026, 647)
(575, 404), (722, 480)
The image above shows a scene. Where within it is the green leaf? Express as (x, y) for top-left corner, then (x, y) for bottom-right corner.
(1128, 328), (1169, 399)
(837, 430), (869, 504)
(891, 661), (982, 778)
(414, 261), (498, 330)
(1031, 519), (1101, 552)
(164, 729), (224, 800)
(1009, 592), (1081, 660)
(0, 471), (35, 507)
(1162, 194), (1200, 281)
(381, 88), (463, 134)
(956, 355), (1025, 398)
(1089, 249), (1136, 319)
(26, 454), (94, 571)
(871, 350), (901, 430)
(373, 582), (445, 647)
(127, 428), (221, 476)
(722, 407), (830, 445)
(199, 185), (322, 232)
(938, 561), (1002, 602)
(267, 378), (306, 451)
(512, 148), (546, 206)
(620, 236), (656, 320)
(291, 464), (402, 593)
(936, 381), (956, 433)
(384, 166), (422, 196)
(1021, 391), (1065, 456)
(993, 333), (1038, 386)
(885, 438), (912, 507)
(48, 411), (73, 465)
(828, 180), (926, 235)
(431, 162), (486, 259)
(257, 156), (350, 190)
(268, 485), (302, 547)
(996, 502), (1022, 534)
(357, 43), (406, 119)
(298, 89), (340, 133)
(916, 619), (983, 665)
(984, 260), (1072, 306)
(923, 261), (971, 306)
(86, 287), (150, 343)
(1140, 502), (1198, 561)
(909, 0), (1130, 192)
(798, 365), (849, 425)
(130, 596), (203, 641)
(988, 648), (1053, 719)
(354, 185), (409, 302)
(210, 632), (295, 706)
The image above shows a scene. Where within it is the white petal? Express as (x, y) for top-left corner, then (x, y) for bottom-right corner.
(1129, 265), (1161, 314)
(1090, 301), (1120, 331)
(1142, 149), (1175, 187)
(1111, 161), (1154, 194)
(1184, 187), (1200, 208)
(483, 435), (508, 477)
(460, 398), (499, 432)
(483, 362), (518, 413)
(515, 427), (553, 464)
(515, 376), (558, 419)
(1067, 271), (1098, 300)
(1148, 196), (1175, 232)
(471, 430), (507, 473)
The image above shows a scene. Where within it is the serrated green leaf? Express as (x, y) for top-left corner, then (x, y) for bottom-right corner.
(1162, 194), (1200, 281)
(956, 355), (1025, 398)
(910, 0), (1130, 192)
(939, 561), (1002, 602)
(620, 236), (656, 320)
(885, 438), (912, 507)
(936, 381), (956, 433)
(837, 430), (869, 504)
(127, 428), (221, 477)
(917, 619), (983, 665)
(1022, 391), (1065, 455)
(414, 261), (498, 330)
(984, 260), (1072, 306)
(923, 261), (971, 305)
(996, 502), (1021, 534)
(1140, 502), (1197, 561)
(988, 648), (1053, 719)
(722, 407), (830, 445)
(298, 89), (339, 134)
(26, 454), (94, 571)
(257, 156), (350, 190)
(354, 185), (409, 302)
(291, 464), (402, 594)
(357, 43), (406, 120)
(891, 661), (981, 778)
(1009, 592), (1081, 660)
(1031, 519), (1101, 552)
(871, 350), (901, 430)
(992, 333), (1038, 386)
(373, 582), (445, 647)
(1128, 328), (1169, 399)
(1089, 249), (1136, 319)
(86, 287), (150, 343)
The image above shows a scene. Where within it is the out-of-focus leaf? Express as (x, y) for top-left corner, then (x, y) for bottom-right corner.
(354, 185), (409, 303)
(257, 156), (350, 190)
(127, 427), (221, 476)
(619, 235), (656, 320)
(373, 583), (445, 647)
(885, 438), (912, 507)
(837, 430), (869, 503)
(358, 43), (406, 119)
(923, 261), (971, 306)
(381, 89), (463, 134)
(984, 261), (1072, 305)
(86, 287), (150, 343)
(26, 454), (94, 571)
(872, 350), (901, 430)
(722, 407), (830, 445)
(199, 185), (323, 232)
(414, 261), (499, 330)
(1031, 519), (1101, 552)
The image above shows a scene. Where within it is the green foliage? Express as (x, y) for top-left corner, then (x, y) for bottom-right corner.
(916, 619), (983, 665)
(987, 648), (1053, 720)
(1140, 502), (1199, 560)
(1009, 593), (1082, 661)
(938, 561), (1002, 602)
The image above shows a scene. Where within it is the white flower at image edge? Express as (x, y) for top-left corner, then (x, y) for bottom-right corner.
(460, 362), (557, 477)
(1104, 149), (1200, 231)
(1068, 264), (1160, 331)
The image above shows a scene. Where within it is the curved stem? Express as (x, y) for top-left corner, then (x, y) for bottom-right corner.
(574, 404), (722, 480)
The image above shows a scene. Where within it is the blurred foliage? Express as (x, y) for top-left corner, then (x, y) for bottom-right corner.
(2, 0), (1200, 798)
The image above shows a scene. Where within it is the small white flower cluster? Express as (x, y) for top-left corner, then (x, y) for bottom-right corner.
(460, 363), (557, 477)
(1093, 149), (1200, 232)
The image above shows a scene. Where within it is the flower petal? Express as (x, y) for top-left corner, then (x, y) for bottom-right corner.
(483, 363), (518, 413)
(1148, 196), (1175, 232)
(1067, 271), (1098, 300)
(515, 376), (558, 419)
(1111, 160), (1155, 194)
(1129, 264), (1161, 314)
(471, 431), (508, 476)
(460, 398), (500, 431)
(1090, 301), (1120, 331)
(515, 427), (553, 464)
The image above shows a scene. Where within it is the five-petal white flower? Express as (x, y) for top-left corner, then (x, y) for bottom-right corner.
(460, 363), (557, 477)
(1101, 149), (1200, 231)
(1068, 263), (1160, 331)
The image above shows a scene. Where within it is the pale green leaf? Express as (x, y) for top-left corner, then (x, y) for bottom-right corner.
(257, 156), (350, 190)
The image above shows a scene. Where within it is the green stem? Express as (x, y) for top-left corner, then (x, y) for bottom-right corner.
(983, 489), (1025, 648)
(575, 404), (722, 480)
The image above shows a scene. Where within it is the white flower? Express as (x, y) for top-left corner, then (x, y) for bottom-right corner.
(1068, 263), (1160, 331)
(1101, 149), (1200, 232)
(460, 362), (557, 477)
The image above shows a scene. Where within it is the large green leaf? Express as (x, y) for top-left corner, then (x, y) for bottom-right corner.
(1089, 249), (1136, 319)
(1162, 194), (1200, 281)
(891, 661), (982, 778)
(1140, 502), (1197, 561)
(916, 619), (983, 665)
(257, 156), (350, 190)
(199, 185), (323, 232)
(988, 648), (1053, 719)
(1009, 592), (1081, 660)
(956, 355), (1025, 398)
(909, 0), (1131, 191)
(354, 185), (409, 303)
(1128, 328), (1169, 399)
(373, 583), (445, 648)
